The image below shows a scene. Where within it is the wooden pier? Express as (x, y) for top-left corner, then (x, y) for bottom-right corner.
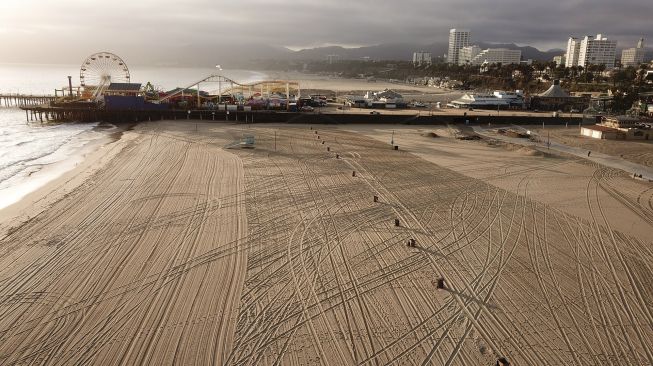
(0, 93), (57, 107)
(19, 103), (585, 126)
(20, 105), (99, 123)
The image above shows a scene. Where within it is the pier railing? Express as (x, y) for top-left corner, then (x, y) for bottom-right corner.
(0, 93), (57, 107)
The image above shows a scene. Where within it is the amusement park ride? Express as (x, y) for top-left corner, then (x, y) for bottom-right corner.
(158, 74), (301, 107)
(18, 51), (305, 123)
(79, 52), (131, 99)
(64, 51), (301, 109)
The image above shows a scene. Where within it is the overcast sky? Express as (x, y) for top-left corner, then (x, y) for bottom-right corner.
(1, 0), (651, 65)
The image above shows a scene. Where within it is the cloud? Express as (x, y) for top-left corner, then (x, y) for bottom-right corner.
(0, 0), (650, 64)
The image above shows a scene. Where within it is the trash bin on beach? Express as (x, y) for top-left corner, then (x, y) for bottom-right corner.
(496, 357), (510, 366)
(436, 277), (445, 290)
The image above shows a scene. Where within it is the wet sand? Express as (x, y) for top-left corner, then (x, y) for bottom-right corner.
(0, 121), (652, 364)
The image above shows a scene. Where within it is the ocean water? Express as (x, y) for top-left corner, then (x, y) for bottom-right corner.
(0, 107), (105, 209)
(0, 64), (267, 210)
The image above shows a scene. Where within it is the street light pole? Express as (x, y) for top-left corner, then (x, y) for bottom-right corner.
(216, 65), (223, 105)
(197, 82), (202, 108)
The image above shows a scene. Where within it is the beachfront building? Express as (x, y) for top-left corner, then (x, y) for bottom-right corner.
(458, 45), (482, 65)
(565, 37), (581, 67)
(566, 34), (617, 68)
(449, 90), (524, 109)
(553, 55), (565, 67)
(459, 47), (522, 66)
(413, 51), (432, 66)
(349, 89), (405, 108)
(621, 38), (646, 67)
(581, 115), (651, 140)
(578, 34), (617, 68)
(530, 80), (587, 111)
(580, 125), (622, 139)
(103, 83), (142, 97)
(447, 29), (471, 65)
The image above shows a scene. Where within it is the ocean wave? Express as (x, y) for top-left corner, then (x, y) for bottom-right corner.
(0, 109), (100, 187)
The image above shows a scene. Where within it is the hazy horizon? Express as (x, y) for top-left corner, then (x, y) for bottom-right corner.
(1, 0), (651, 66)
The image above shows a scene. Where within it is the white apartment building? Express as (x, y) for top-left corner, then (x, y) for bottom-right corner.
(412, 51), (432, 66)
(565, 37), (581, 67)
(578, 34), (617, 68)
(458, 45), (482, 65)
(621, 38), (645, 67)
(459, 46), (521, 65)
(447, 29), (471, 64)
(553, 55), (565, 67)
(326, 54), (340, 64)
(565, 34), (617, 68)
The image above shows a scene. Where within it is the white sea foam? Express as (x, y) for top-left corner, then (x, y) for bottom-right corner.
(0, 108), (108, 209)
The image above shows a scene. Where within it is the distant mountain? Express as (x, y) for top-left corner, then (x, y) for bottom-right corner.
(476, 43), (564, 61)
(284, 42), (565, 62)
(124, 42), (652, 67)
(161, 43), (651, 67)
(288, 42), (447, 61)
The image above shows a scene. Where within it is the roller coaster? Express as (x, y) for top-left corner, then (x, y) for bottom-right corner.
(158, 74), (301, 104)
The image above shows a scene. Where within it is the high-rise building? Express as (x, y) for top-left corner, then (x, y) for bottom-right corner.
(412, 51), (432, 66)
(565, 34), (617, 68)
(447, 29), (471, 64)
(565, 37), (581, 67)
(621, 38), (645, 68)
(459, 46), (521, 65)
(578, 34), (617, 68)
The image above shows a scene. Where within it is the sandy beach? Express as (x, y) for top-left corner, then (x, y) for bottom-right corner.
(1, 120), (652, 364)
(530, 125), (653, 168)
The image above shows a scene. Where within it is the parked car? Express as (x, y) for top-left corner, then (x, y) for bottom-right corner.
(300, 106), (314, 112)
(570, 108), (580, 113)
(370, 111), (381, 115)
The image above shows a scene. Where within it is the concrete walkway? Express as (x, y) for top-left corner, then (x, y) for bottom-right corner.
(472, 125), (653, 181)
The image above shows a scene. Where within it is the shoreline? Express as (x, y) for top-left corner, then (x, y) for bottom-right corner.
(0, 124), (130, 236)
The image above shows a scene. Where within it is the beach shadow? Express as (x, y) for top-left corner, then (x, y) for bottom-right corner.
(413, 244), (445, 258)
(377, 201), (402, 210)
(444, 287), (499, 311)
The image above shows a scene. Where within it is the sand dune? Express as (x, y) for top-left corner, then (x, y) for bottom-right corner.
(1, 121), (652, 365)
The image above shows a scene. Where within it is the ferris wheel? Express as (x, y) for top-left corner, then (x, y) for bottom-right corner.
(79, 52), (130, 87)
